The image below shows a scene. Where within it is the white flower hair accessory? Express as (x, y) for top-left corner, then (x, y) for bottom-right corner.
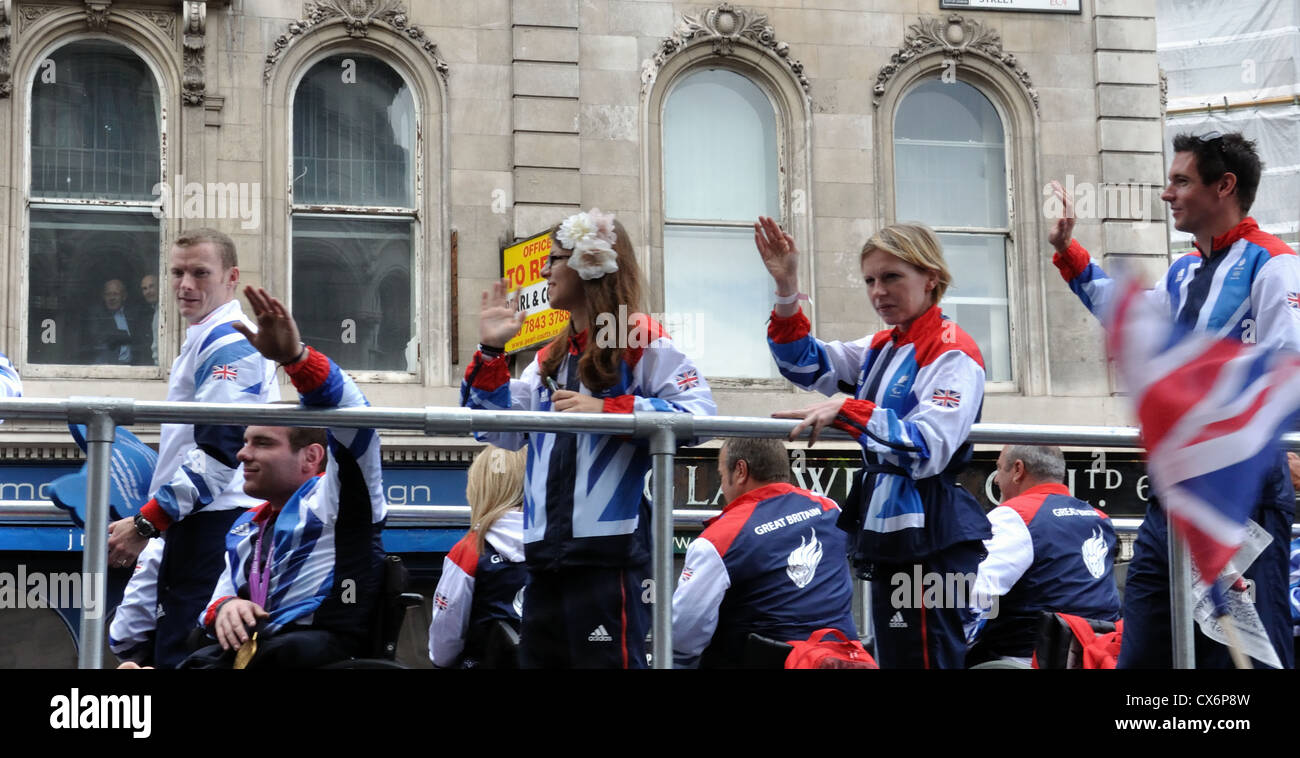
(556, 208), (619, 280)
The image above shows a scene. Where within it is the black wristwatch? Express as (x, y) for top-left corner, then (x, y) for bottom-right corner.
(133, 513), (160, 539)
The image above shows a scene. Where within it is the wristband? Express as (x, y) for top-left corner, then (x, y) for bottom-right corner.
(774, 291), (810, 305)
(279, 343), (308, 367)
(479, 343), (506, 358)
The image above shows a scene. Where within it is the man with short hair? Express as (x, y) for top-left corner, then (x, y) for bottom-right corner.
(183, 286), (386, 668)
(965, 445), (1119, 667)
(135, 273), (160, 364)
(1049, 132), (1298, 668)
(672, 438), (857, 668)
(83, 278), (135, 364)
(106, 228), (279, 667)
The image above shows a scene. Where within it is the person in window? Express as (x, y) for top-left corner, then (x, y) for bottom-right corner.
(427, 445), (528, 668)
(130, 273), (160, 365)
(81, 278), (135, 364)
(463, 208), (717, 668)
(755, 217), (991, 668)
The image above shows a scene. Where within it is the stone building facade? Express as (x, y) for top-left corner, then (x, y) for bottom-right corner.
(0, 0), (1169, 479)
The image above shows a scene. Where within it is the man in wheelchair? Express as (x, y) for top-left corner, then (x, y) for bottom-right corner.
(180, 287), (387, 669)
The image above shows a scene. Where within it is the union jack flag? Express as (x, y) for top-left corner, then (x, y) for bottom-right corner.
(433, 593), (449, 611)
(675, 369), (699, 390)
(931, 389), (961, 408)
(211, 364), (238, 381)
(1287, 292), (1300, 310)
(1107, 277), (1300, 584)
(681, 567), (694, 582)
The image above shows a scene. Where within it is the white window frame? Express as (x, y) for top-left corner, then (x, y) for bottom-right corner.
(893, 77), (1017, 388)
(286, 50), (424, 383)
(661, 66), (787, 382)
(19, 34), (169, 380)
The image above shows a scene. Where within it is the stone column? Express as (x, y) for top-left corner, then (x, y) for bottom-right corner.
(512, 0), (581, 237)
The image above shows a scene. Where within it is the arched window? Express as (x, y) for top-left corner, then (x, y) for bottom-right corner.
(894, 79), (1012, 383)
(291, 54), (417, 372)
(27, 40), (162, 367)
(662, 68), (780, 379)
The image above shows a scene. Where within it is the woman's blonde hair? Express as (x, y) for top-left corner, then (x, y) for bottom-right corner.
(539, 217), (646, 392)
(859, 222), (952, 304)
(466, 445), (527, 552)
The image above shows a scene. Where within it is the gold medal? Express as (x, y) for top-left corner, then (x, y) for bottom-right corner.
(233, 632), (258, 670)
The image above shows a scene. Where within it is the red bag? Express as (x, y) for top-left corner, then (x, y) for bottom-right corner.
(784, 628), (878, 669)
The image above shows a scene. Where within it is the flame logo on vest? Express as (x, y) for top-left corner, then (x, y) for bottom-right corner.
(786, 528), (824, 589)
(1082, 526), (1107, 579)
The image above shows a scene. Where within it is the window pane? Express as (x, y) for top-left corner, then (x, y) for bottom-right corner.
(938, 233), (1011, 384)
(664, 69), (779, 221)
(664, 225), (779, 379)
(28, 208), (161, 366)
(894, 80), (1007, 228)
(292, 216), (413, 371)
(293, 56), (415, 208)
(30, 41), (160, 201)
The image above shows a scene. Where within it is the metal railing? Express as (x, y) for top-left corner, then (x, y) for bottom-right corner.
(3, 396), (1295, 669)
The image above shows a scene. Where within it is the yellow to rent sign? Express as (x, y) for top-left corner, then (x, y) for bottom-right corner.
(503, 230), (570, 353)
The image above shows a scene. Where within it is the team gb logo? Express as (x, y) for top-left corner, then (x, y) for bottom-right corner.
(786, 528), (824, 589)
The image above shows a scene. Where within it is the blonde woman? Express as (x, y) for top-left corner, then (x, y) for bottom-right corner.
(756, 217), (992, 669)
(427, 446), (528, 668)
(463, 208), (716, 668)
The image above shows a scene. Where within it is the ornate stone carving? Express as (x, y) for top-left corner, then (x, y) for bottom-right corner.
(85, 0), (111, 30)
(641, 3), (809, 94)
(872, 14), (1039, 112)
(264, 0), (448, 83)
(1158, 67), (1168, 111)
(0, 0), (11, 98)
(142, 9), (176, 39)
(19, 4), (58, 33)
(182, 1), (206, 106)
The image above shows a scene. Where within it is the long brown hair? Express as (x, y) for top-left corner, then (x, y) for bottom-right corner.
(539, 217), (645, 392)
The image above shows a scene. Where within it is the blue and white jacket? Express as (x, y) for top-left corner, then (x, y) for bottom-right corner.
(108, 537), (163, 662)
(672, 483), (857, 668)
(0, 351), (22, 407)
(139, 299), (279, 531)
(967, 483), (1120, 662)
(1054, 217), (1300, 352)
(461, 319), (716, 570)
(201, 348), (386, 640)
(427, 510), (527, 668)
(768, 304), (991, 564)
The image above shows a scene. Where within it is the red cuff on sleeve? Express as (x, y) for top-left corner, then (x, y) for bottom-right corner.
(203, 596), (235, 629)
(139, 498), (173, 533)
(832, 398), (877, 436)
(1052, 239), (1092, 282)
(463, 351), (510, 391)
(284, 346), (331, 394)
(603, 395), (635, 414)
(767, 307), (811, 344)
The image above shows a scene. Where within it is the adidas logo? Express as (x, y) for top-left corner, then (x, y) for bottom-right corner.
(889, 612), (907, 629)
(587, 625), (613, 642)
